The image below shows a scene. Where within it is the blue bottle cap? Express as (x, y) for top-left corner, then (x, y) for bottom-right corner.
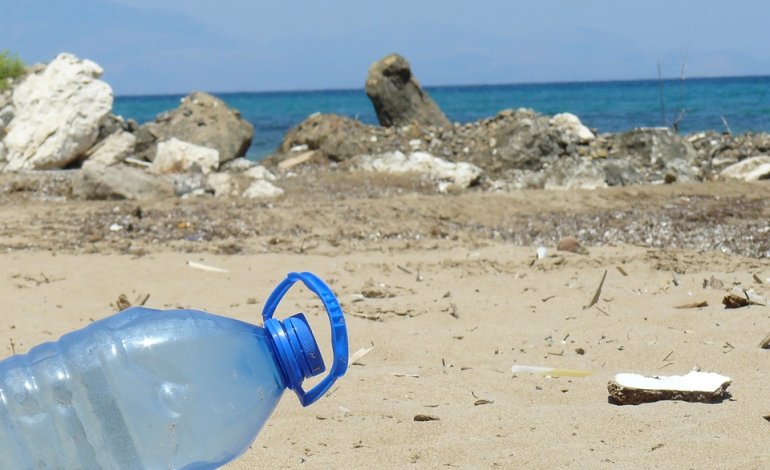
(263, 272), (348, 407)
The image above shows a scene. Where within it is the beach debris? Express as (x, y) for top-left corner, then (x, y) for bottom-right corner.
(616, 266), (628, 276)
(116, 294), (131, 311)
(474, 399), (494, 406)
(760, 332), (770, 349)
(764, 415), (770, 422)
(754, 273), (764, 284)
(186, 260), (228, 273)
(703, 276), (725, 290)
(511, 364), (593, 378)
(413, 414), (440, 422)
(674, 300), (708, 309)
(391, 372), (420, 378)
(608, 370), (731, 405)
(557, 236), (588, 254)
(536, 246), (548, 259)
(396, 265), (412, 275)
(449, 303), (459, 319)
(349, 346), (374, 366)
(277, 150), (317, 170)
(722, 288), (767, 308)
(361, 279), (396, 299)
(583, 269), (608, 309)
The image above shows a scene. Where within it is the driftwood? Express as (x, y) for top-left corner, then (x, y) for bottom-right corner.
(608, 370), (731, 405)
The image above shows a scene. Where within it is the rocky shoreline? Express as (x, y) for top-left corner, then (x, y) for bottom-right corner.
(1, 52), (769, 202)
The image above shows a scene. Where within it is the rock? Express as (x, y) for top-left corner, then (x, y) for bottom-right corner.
(97, 114), (131, 142)
(244, 165), (277, 181)
(273, 114), (376, 163)
(720, 155), (770, 181)
(135, 92), (252, 163)
(353, 151), (482, 193)
(543, 157), (607, 190)
(550, 113), (595, 144)
(168, 173), (209, 197)
(487, 109), (563, 171)
(150, 138), (219, 175)
(4, 53), (113, 171)
(219, 157), (256, 172)
(85, 131), (136, 166)
(207, 173), (238, 197)
(365, 54), (449, 128)
(557, 236), (588, 255)
(73, 161), (174, 200)
(242, 179), (284, 198)
(603, 159), (641, 186)
(606, 128), (698, 182)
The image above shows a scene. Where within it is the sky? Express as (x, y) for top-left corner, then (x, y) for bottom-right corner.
(2, 0), (770, 96)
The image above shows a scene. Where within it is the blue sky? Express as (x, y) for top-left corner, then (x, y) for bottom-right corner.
(2, 0), (769, 95)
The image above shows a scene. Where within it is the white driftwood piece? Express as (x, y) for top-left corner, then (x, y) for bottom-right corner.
(608, 370), (731, 405)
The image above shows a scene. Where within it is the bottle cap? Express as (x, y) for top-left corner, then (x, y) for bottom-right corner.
(263, 272), (348, 406)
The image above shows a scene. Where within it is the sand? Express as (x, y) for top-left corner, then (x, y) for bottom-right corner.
(1, 178), (769, 468)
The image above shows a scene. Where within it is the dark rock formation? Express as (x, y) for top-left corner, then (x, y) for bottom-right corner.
(134, 92), (253, 163)
(365, 54), (450, 128)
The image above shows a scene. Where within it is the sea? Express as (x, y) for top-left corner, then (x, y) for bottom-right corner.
(113, 76), (770, 161)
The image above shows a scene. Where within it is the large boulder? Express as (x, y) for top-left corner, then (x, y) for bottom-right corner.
(272, 113), (378, 163)
(135, 92), (252, 163)
(73, 161), (174, 200)
(3, 53), (113, 171)
(365, 54), (450, 128)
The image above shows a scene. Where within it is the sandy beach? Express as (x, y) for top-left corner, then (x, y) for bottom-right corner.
(1, 177), (769, 468)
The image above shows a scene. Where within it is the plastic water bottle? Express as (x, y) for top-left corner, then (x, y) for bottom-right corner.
(0, 272), (348, 469)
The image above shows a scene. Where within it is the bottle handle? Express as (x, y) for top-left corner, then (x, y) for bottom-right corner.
(262, 272), (349, 406)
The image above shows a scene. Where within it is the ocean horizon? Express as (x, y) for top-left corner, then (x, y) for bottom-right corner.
(113, 75), (770, 160)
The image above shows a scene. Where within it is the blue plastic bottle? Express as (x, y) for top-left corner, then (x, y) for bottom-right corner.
(0, 272), (348, 469)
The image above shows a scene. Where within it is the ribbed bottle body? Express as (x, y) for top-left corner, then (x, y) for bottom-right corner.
(0, 307), (286, 469)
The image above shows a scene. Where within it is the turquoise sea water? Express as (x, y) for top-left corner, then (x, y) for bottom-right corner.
(113, 76), (770, 160)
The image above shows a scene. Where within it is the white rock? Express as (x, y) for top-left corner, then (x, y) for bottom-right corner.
(86, 131), (136, 166)
(550, 113), (595, 143)
(244, 165), (277, 181)
(207, 172), (237, 197)
(151, 138), (219, 175)
(354, 151), (482, 193)
(720, 155), (770, 182)
(219, 157), (256, 172)
(242, 179), (284, 198)
(4, 53), (113, 171)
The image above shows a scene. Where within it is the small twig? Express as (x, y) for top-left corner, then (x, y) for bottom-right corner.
(594, 305), (610, 316)
(720, 115), (732, 136)
(760, 331), (770, 349)
(10, 338), (16, 355)
(397, 265), (412, 275)
(584, 270), (608, 310)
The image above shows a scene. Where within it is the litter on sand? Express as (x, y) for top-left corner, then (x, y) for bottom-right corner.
(608, 369), (731, 405)
(511, 364), (593, 378)
(186, 261), (229, 273)
(349, 346), (374, 366)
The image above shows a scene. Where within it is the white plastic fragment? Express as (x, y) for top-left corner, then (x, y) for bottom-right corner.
(186, 261), (228, 273)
